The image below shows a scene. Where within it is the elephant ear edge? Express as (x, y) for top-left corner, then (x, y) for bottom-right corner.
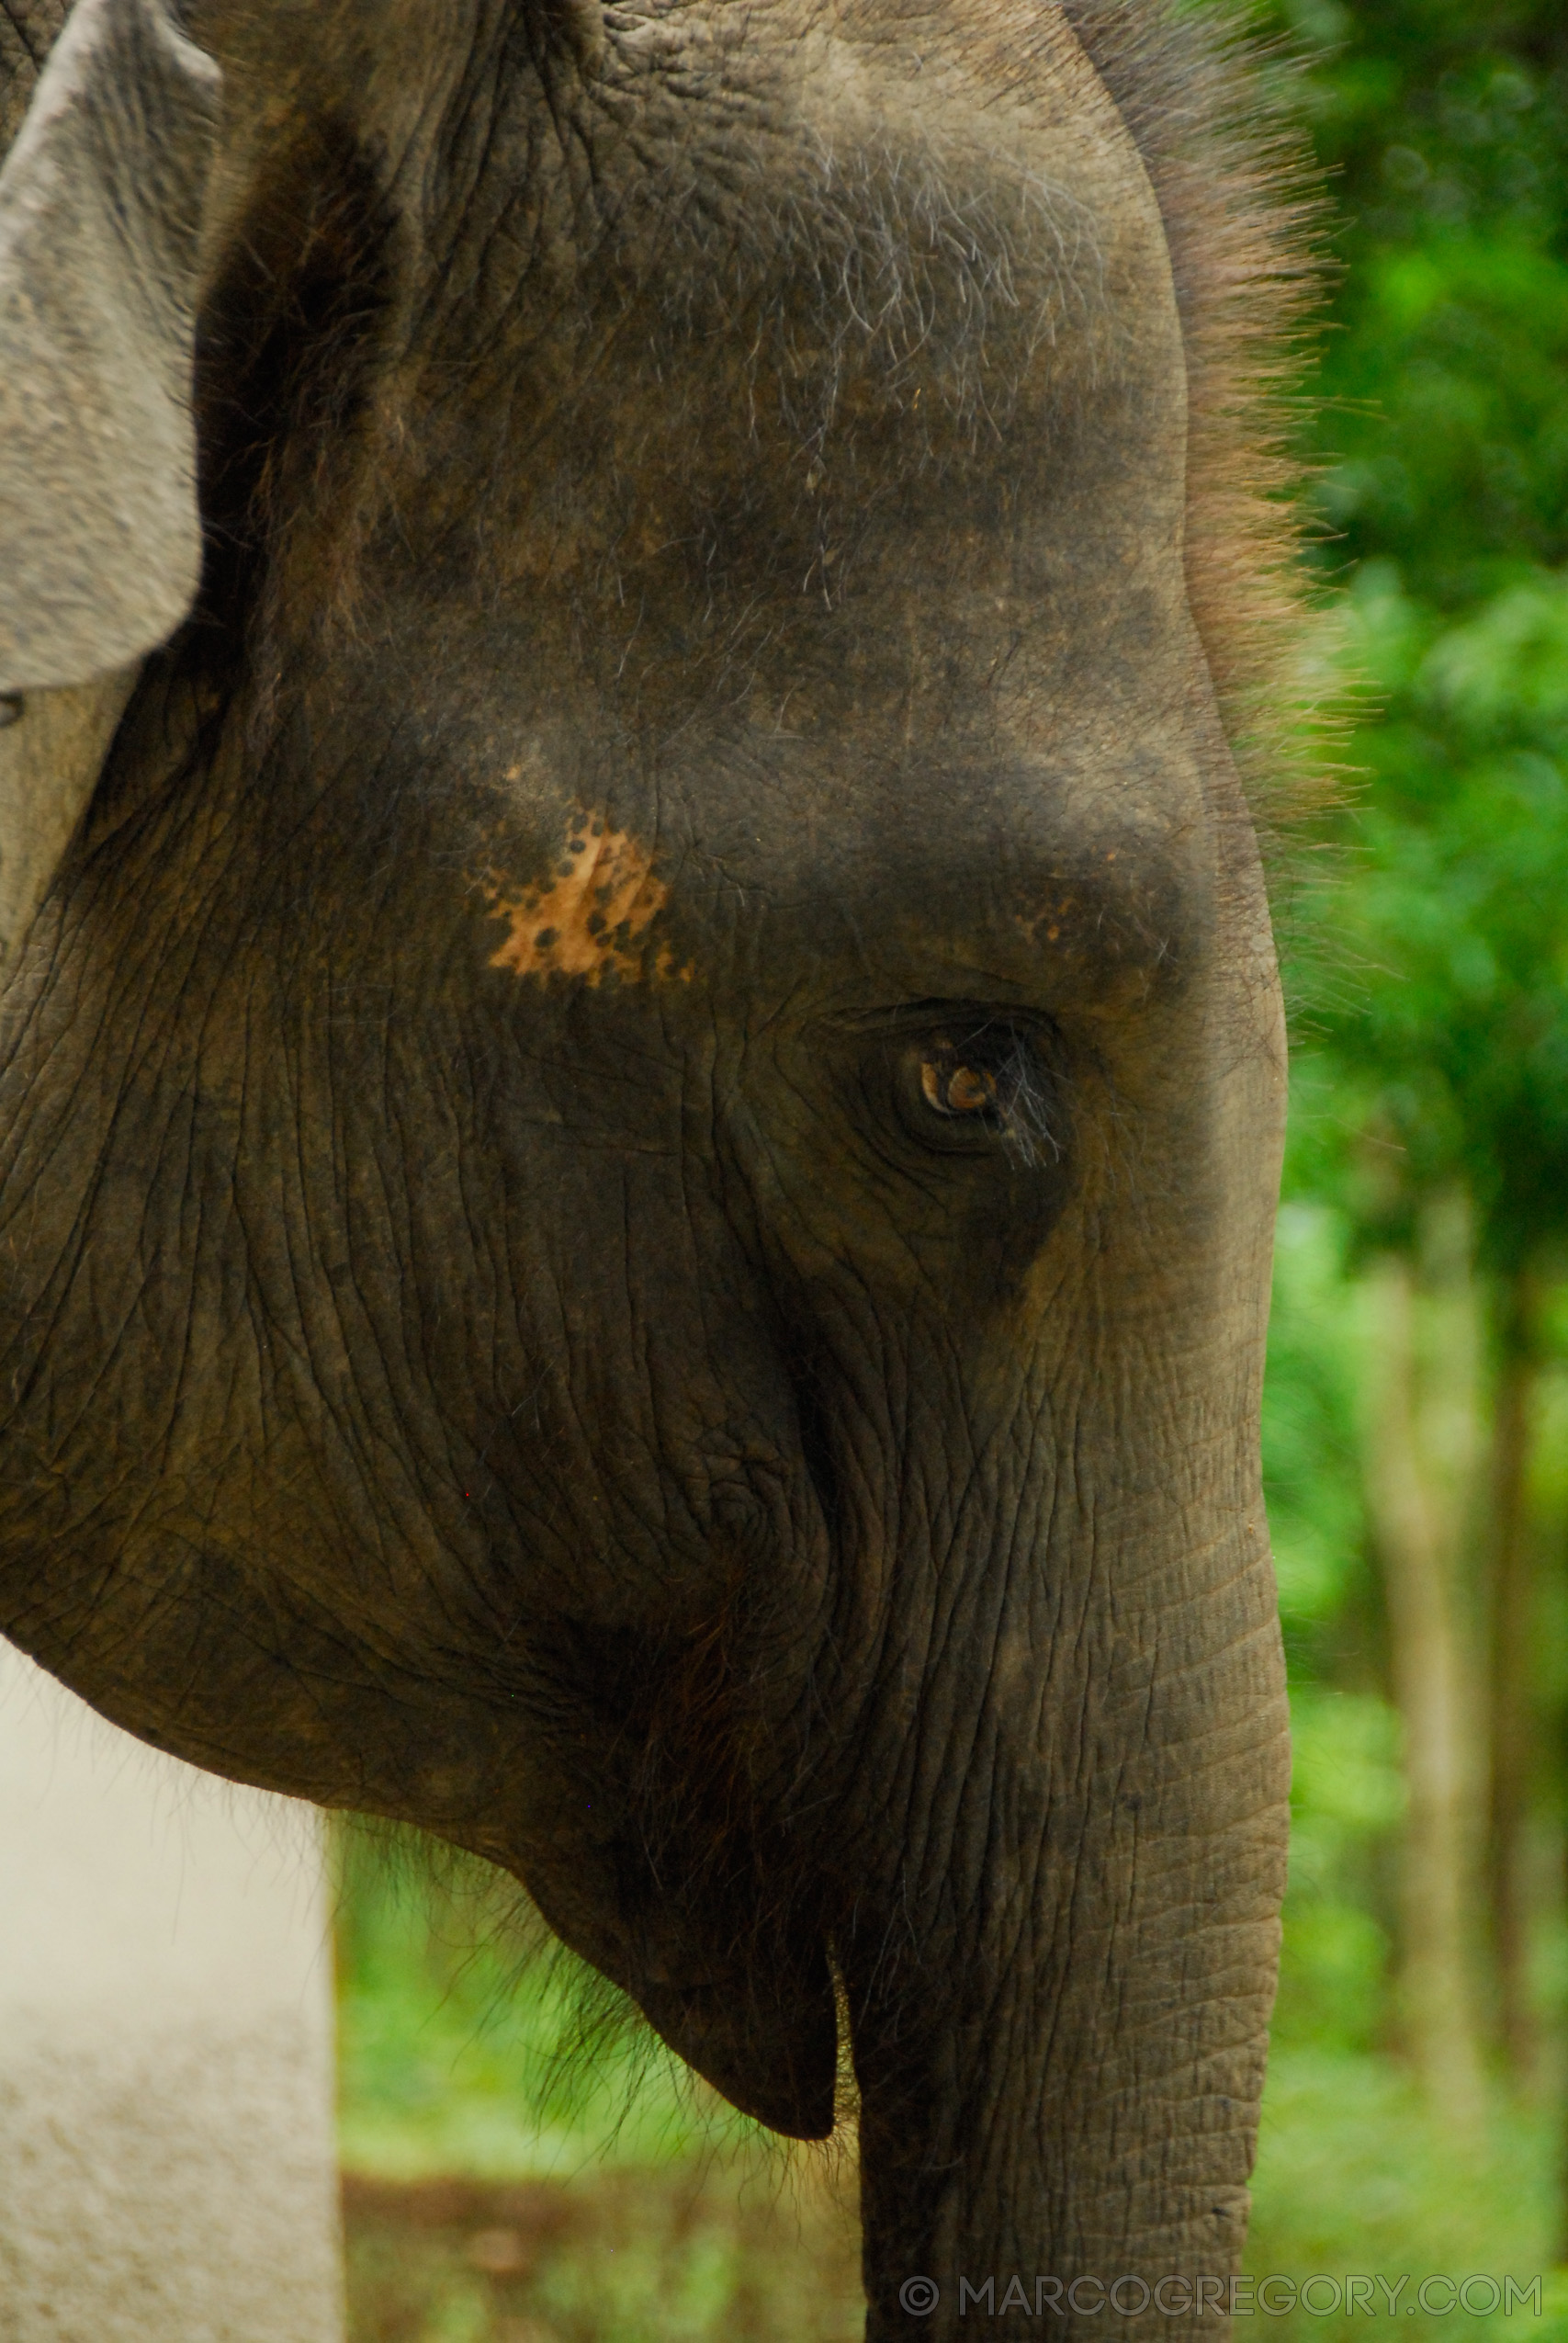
(0, 0), (222, 694)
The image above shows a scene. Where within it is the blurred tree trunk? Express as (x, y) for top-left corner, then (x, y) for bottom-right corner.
(1362, 1232), (1486, 2118)
(1486, 1272), (1542, 2087)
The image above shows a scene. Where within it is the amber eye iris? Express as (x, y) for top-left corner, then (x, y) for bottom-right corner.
(920, 1058), (998, 1117)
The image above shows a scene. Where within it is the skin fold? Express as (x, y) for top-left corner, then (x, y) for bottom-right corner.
(0, 2), (1292, 2332)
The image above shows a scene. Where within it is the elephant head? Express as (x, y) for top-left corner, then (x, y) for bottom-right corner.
(0, 0), (1308, 2328)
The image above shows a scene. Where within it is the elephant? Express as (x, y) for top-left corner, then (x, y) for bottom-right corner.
(0, 0), (1313, 2331)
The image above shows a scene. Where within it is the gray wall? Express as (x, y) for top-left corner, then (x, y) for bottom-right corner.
(0, 1638), (344, 2343)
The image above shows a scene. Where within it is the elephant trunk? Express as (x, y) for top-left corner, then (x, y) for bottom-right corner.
(829, 1413), (1289, 2338)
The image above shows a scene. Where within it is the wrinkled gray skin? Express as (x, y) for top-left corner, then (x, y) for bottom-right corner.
(0, 1), (1290, 2331)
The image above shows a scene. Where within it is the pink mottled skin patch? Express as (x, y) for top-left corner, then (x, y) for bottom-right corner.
(479, 810), (689, 984)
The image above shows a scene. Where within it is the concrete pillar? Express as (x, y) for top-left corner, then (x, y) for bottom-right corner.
(0, 1637), (345, 2343)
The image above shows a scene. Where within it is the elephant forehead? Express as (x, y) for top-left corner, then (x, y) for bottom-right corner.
(382, 0), (1190, 607)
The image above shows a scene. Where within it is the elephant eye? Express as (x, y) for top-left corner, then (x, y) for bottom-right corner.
(896, 1018), (1064, 1168)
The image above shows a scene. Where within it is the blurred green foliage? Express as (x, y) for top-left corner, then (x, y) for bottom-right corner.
(1247, 0), (1568, 2314)
(1288, 560), (1568, 1268)
(1258, 0), (1568, 2050)
(1269, 0), (1568, 1271)
(1280, 0), (1568, 590)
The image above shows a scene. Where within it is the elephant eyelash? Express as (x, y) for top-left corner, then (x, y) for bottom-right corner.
(988, 1035), (1064, 1169)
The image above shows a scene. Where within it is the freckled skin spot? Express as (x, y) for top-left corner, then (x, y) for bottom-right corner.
(478, 813), (691, 984)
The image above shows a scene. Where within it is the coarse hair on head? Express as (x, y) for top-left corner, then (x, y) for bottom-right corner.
(1061, 0), (1333, 853)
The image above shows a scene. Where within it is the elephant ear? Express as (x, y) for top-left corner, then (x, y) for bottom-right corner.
(0, 0), (222, 693)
